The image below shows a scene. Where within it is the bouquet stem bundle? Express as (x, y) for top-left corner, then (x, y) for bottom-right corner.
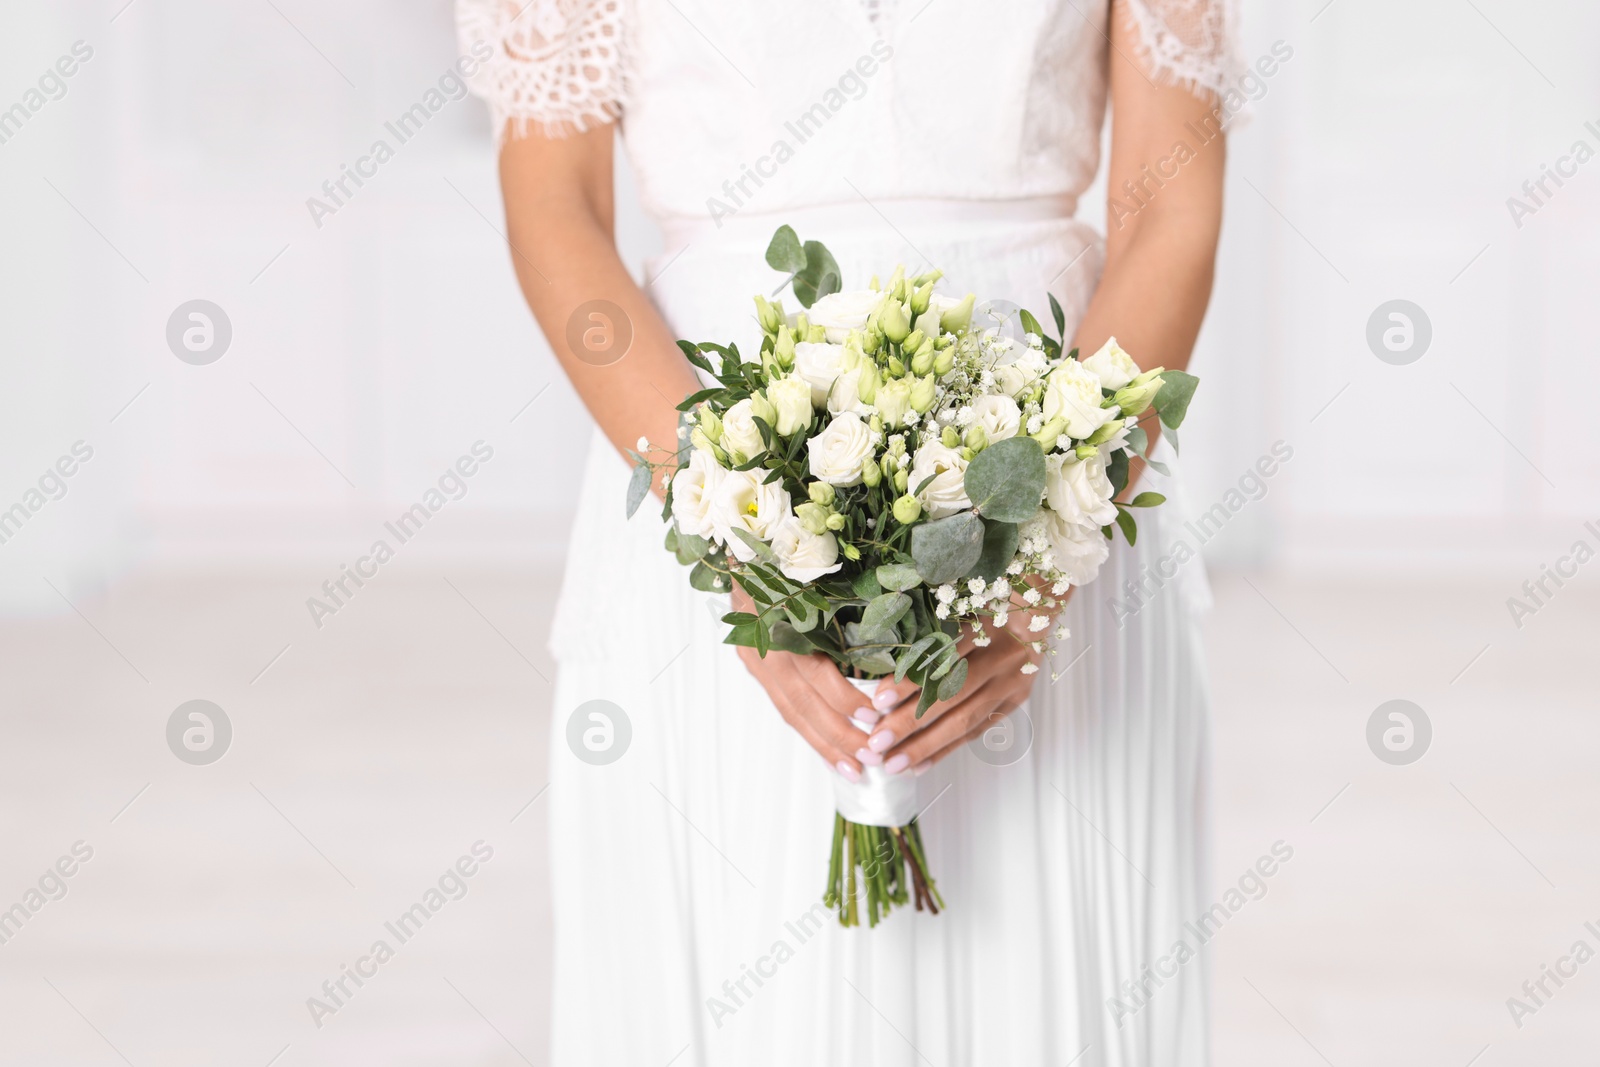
(825, 814), (943, 928)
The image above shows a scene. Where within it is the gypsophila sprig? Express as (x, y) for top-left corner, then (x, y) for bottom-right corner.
(628, 224), (1201, 927)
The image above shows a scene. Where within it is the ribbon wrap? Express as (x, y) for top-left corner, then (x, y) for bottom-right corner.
(831, 677), (920, 827)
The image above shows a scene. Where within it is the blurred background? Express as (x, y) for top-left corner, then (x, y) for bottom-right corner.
(2, 0), (1597, 1064)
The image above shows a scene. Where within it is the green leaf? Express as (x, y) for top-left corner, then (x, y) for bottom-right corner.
(859, 592), (912, 641)
(793, 240), (841, 308)
(674, 532), (711, 565)
(1115, 507), (1138, 547)
(910, 511), (986, 586)
(936, 656), (969, 701)
(851, 569), (883, 600)
(689, 561), (722, 592)
(766, 620), (815, 656)
(965, 519), (1019, 582)
(915, 681), (939, 718)
(1165, 425), (1181, 456)
(765, 225), (807, 273)
(963, 436), (1047, 523)
(625, 463), (652, 519)
(1125, 425), (1149, 456)
(875, 562), (922, 591)
(1153, 370), (1199, 429)
(730, 528), (778, 563)
(1107, 449), (1129, 496)
(896, 633), (943, 682)
(1019, 308), (1045, 338)
(674, 387), (723, 413)
(786, 598), (820, 633)
(1128, 491), (1166, 508)
(1049, 293), (1066, 340)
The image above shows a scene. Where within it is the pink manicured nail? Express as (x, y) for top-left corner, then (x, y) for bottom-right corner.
(912, 760), (932, 777)
(835, 760), (861, 784)
(885, 753), (911, 775)
(868, 730), (895, 753)
(852, 706), (881, 726)
(855, 747), (883, 767)
(872, 689), (898, 710)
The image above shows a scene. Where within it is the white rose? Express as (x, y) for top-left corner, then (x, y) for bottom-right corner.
(767, 375), (814, 436)
(807, 411), (875, 487)
(969, 394), (1021, 442)
(670, 449), (724, 540)
(873, 377), (912, 428)
(1042, 510), (1111, 586)
(908, 440), (971, 520)
(1042, 358), (1117, 440)
(808, 289), (883, 343)
(1080, 336), (1141, 391)
(769, 516), (843, 582)
(995, 346), (1050, 398)
(711, 468), (792, 561)
(1045, 451), (1117, 528)
(720, 398), (764, 463)
(793, 341), (848, 408)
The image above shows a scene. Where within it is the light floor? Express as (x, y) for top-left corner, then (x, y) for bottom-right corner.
(0, 566), (1594, 1065)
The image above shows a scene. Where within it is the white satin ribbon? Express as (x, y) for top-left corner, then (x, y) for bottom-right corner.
(831, 677), (919, 828)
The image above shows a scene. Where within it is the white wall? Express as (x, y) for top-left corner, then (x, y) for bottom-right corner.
(2, 0), (1596, 615)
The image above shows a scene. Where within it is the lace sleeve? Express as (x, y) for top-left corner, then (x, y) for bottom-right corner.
(454, 0), (629, 142)
(1116, 0), (1242, 103)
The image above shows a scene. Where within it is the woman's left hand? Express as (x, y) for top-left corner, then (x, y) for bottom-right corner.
(863, 617), (1049, 775)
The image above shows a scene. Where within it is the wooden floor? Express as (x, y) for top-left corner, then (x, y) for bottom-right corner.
(0, 566), (1594, 1065)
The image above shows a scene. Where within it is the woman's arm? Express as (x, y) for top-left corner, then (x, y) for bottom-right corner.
(499, 126), (878, 777)
(867, 24), (1227, 771)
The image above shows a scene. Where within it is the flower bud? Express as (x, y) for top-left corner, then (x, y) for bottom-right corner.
(887, 434), (906, 457)
(873, 377), (911, 428)
(1112, 376), (1164, 417)
(808, 482), (836, 507)
(941, 424), (961, 448)
(881, 454), (897, 480)
(841, 541), (861, 561)
(808, 324), (827, 343)
(903, 329), (925, 354)
(861, 328), (883, 355)
(795, 501), (831, 535)
(860, 458), (882, 487)
(869, 414), (883, 435)
(893, 468), (909, 493)
(1030, 415), (1067, 447)
(909, 374), (938, 413)
(697, 406), (723, 442)
(892, 494), (922, 524)
(963, 425), (988, 451)
(932, 348), (956, 375)
(914, 309), (941, 340)
(880, 299), (911, 345)
(910, 344), (935, 376)
(773, 327), (796, 369)
(912, 269), (944, 288)
(1084, 418), (1124, 447)
(754, 295), (781, 334)
(750, 391), (778, 428)
(910, 281), (933, 316)
(886, 356), (906, 378)
(824, 511), (846, 531)
(1075, 444), (1098, 460)
(794, 312), (809, 337)
(939, 293), (975, 334)
(960, 447), (975, 462)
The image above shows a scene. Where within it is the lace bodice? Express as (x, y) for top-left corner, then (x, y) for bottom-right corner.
(455, 0), (1240, 224)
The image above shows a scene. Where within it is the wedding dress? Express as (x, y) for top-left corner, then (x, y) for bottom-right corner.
(455, 2), (1239, 1063)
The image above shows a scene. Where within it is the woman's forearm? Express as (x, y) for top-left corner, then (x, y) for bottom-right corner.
(499, 128), (700, 494)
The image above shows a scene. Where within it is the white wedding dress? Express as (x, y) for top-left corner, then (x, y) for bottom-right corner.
(456, 2), (1238, 1064)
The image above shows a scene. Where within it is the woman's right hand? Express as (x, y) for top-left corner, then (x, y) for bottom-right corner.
(731, 588), (899, 782)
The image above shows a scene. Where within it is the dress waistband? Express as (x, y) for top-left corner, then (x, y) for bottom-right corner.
(656, 194), (1082, 250)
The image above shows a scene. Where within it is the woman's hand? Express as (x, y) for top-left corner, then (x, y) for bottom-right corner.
(863, 605), (1060, 774)
(731, 587), (896, 781)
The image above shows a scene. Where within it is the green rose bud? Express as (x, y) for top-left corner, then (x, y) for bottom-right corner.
(1112, 376), (1164, 417)
(892, 494), (922, 524)
(910, 344), (935, 376)
(862, 328), (883, 355)
(754, 295), (781, 334)
(880, 299), (911, 345)
(909, 374), (937, 413)
(841, 541), (861, 561)
(869, 414), (883, 435)
(893, 468), (909, 493)
(881, 454), (897, 479)
(912, 269), (944, 288)
(807, 482), (836, 507)
(794, 312), (809, 336)
(914, 309), (941, 340)
(963, 425), (988, 451)
(773, 327), (796, 369)
(697, 407), (723, 442)
(795, 501), (831, 535)
(808, 324), (827, 343)
(939, 293), (976, 334)
(940, 424), (961, 448)
(749, 391), (777, 428)
(1084, 418), (1125, 447)
(910, 281), (933, 316)
(886, 356), (906, 378)
(903, 329), (925, 354)
(874, 377), (911, 428)
(861, 457), (882, 487)
(824, 512), (846, 531)
(960, 447), (974, 462)
(932, 348), (956, 375)
(1075, 444), (1098, 460)
(1030, 415), (1067, 447)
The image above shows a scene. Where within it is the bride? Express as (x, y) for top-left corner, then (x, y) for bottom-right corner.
(456, 1), (1235, 1063)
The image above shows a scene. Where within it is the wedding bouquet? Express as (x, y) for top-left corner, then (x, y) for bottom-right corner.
(627, 226), (1198, 927)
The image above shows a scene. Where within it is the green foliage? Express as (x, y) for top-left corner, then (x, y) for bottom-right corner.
(910, 512), (986, 585)
(765, 225), (806, 273)
(966, 520), (1019, 582)
(963, 436), (1046, 522)
(1153, 370), (1199, 429)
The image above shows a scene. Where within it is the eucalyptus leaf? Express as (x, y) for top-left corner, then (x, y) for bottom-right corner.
(793, 240), (841, 308)
(937, 656), (969, 701)
(963, 436), (1047, 522)
(916, 681), (939, 718)
(875, 562), (922, 591)
(859, 592), (912, 641)
(689, 561), (722, 592)
(765, 225), (806, 273)
(1126, 425), (1149, 456)
(625, 463), (652, 518)
(766, 620), (816, 656)
(674, 532), (711, 565)
(851, 569), (884, 600)
(1165, 425), (1181, 456)
(910, 511), (986, 586)
(786, 598), (820, 633)
(1153, 370), (1199, 429)
(965, 520), (1019, 582)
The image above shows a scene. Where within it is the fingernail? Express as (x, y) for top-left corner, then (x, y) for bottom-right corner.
(885, 753), (910, 775)
(835, 760), (861, 784)
(855, 747), (883, 767)
(852, 706), (881, 726)
(868, 730), (896, 753)
(913, 760), (932, 776)
(873, 689), (898, 710)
